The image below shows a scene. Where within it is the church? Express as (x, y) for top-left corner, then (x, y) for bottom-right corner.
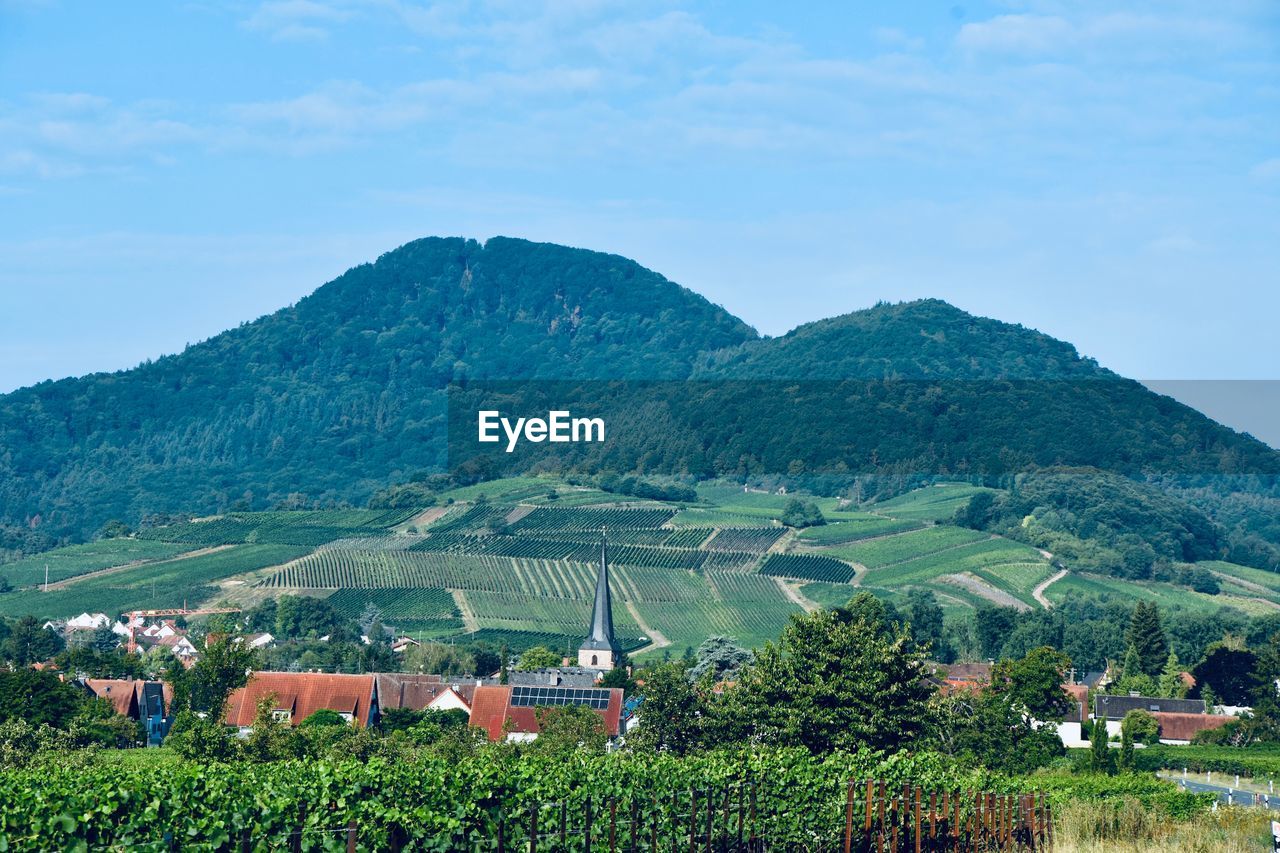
(578, 536), (622, 670)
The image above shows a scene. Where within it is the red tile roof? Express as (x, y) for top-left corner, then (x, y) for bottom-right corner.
(223, 672), (377, 728)
(1153, 712), (1233, 742)
(374, 674), (476, 711)
(467, 685), (624, 741)
(85, 679), (138, 717)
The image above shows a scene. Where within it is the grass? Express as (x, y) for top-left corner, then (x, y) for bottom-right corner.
(1053, 800), (1269, 852)
(0, 539), (191, 588)
(868, 484), (997, 521)
(1044, 572), (1271, 615)
(0, 544), (308, 619)
(821, 526), (991, 569)
(794, 516), (923, 545)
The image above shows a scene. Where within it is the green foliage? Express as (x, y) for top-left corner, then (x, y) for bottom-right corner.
(532, 705), (606, 756)
(718, 604), (932, 754)
(928, 690), (1064, 774)
(1, 615), (65, 664)
(0, 669), (85, 728)
(780, 499), (825, 529)
(516, 645), (562, 671)
(990, 646), (1072, 719)
(1191, 644), (1258, 706)
(1132, 744), (1280, 778)
(299, 709), (348, 728)
(1121, 710), (1160, 746)
(1090, 712), (1115, 775)
(688, 636), (752, 683)
(169, 637), (257, 720)
(1126, 602), (1170, 677)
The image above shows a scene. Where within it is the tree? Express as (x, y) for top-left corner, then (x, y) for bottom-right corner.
(780, 499), (825, 528)
(90, 623), (119, 654)
(1200, 683), (1219, 711)
(1126, 602), (1168, 677)
(1158, 650), (1188, 699)
(720, 605), (932, 754)
(533, 705), (606, 756)
(1117, 725), (1134, 772)
(1191, 644), (1258, 706)
(688, 636), (752, 683)
(516, 645), (561, 671)
(990, 647), (1072, 719)
(0, 670), (85, 728)
(402, 642), (475, 677)
(170, 637), (257, 720)
(974, 607), (1019, 660)
(954, 491), (996, 530)
(905, 589), (952, 662)
(300, 709), (347, 728)
(630, 663), (703, 755)
(1113, 644), (1157, 696)
(1121, 709), (1160, 746)
(1089, 714), (1114, 775)
(274, 595), (346, 640)
(598, 667), (637, 695)
(2, 616), (65, 665)
(928, 690), (1064, 774)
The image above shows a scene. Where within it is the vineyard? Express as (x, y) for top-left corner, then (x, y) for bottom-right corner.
(0, 478), (1082, 649)
(0, 747), (1204, 851)
(0, 544), (307, 620)
(0, 539), (191, 588)
(759, 553), (856, 583)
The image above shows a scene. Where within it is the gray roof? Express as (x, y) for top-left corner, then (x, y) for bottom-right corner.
(1093, 694), (1206, 720)
(580, 536), (620, 653)
(507, 668), (600, 688)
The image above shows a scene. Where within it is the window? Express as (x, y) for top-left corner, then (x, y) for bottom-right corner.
(591, 655), (598, 666)
(272, 709), (292, 723)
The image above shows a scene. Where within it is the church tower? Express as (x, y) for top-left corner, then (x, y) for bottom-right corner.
(578, 535), (621, 670)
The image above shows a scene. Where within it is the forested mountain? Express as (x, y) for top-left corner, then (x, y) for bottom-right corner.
(1, 237), (1277, 556)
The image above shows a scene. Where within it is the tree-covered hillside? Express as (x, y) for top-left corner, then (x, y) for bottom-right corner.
(0, 238), (755, 550)
(1, 237), (1277, 559)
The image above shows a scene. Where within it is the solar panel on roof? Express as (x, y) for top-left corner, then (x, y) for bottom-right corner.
(509, 686), (611, 709)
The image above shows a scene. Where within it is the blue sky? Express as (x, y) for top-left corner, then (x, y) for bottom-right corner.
(2, 2), (1278, 420)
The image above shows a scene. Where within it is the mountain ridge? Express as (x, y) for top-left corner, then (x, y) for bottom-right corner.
(0, 236), (1275, 556)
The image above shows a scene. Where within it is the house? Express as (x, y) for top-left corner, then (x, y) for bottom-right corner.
(84, 678), (140, 718)
(508, 668), (601, 688)
(82, 679), (173, 745)
(1152, 712), (1233, 745)
(66, 613), (111, 631)
(374, 673), (476, 715)
(1093, 694), (1207, 737)
(242, 632), (275, 650)
(939, 663), (993, 684)
(390, 636), (420, 654)
(1055, 684), (1091, 748)
(223, 672), (378, 732)
(150, 634), (200, 660)
(468, 684), (624, 742)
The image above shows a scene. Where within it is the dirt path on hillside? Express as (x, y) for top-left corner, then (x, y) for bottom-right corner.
(41, 545), (235, 591)
(398, 506), (448, 531)
(773, 577), (819, 612)
(941, 572), (1031, 611)
(624, 599), (670, 655)
(1032, 568), (1069, 610)
(1211, 570), (1272, 598)
(452, 589), (480, 632)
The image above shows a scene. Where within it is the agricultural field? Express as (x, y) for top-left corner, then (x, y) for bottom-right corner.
(0, 544), (307, 620)
(0, 539), (192, 588)
(868, 484), (998, 522)
(21, 478), (1256, 655)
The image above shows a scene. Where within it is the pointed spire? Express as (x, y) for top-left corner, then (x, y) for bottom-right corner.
(582, 531), (619, 653)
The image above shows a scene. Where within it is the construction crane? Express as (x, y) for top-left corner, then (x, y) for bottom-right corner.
(123, 606), (242, 654)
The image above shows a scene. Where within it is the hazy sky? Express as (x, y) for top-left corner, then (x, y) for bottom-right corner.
(2, 3), (1278, 416)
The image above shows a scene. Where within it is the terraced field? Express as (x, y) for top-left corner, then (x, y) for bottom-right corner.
(23, 479), (1248, 653)
(0, 539), (192, 588)
(0, 544), (307, 619)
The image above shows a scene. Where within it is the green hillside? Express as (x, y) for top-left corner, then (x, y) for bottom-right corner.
(1, 237), (1277, 566)
(10, 477), (1276, 663)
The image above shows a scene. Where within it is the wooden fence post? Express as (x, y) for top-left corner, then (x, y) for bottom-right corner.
(844, 779), (856, 853)
(914, 787), (922, 853)
(345, 819), (357, 853)
(291, 803), (305, 853)
(586, 795), (593, 853)
(609, 797), (617, 853)
(528, 802), (538, 853)
(687, 790), (697, 853)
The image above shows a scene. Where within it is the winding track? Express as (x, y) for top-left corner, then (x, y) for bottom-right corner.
(1032, 568), (1069, 610)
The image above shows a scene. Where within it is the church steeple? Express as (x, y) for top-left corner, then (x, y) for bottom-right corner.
(578, 533), (620, 670)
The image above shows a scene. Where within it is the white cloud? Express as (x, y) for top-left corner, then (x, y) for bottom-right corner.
(1252, 158), (1280, 181)
(242, 0), (353, 41)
